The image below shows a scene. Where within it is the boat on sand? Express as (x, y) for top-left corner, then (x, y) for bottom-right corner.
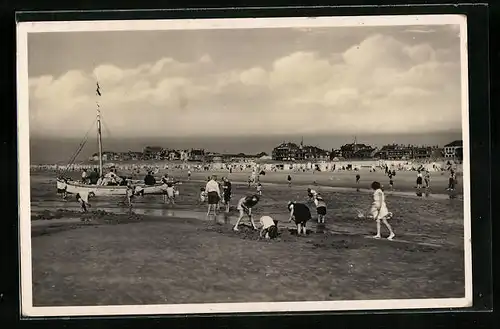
(56, 81), (177, 198)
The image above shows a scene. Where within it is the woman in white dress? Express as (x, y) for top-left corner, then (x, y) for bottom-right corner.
(370, 181), (395, 240)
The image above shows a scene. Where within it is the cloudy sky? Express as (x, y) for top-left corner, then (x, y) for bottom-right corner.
(28, 23), (463, 138)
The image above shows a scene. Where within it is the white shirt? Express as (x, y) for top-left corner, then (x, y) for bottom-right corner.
(205, 180), (221, 195)
(166, 186), (175, 197)
(260, 216), (275, 230)
(105, 172), (116, 178)
(314, 197), (326, 208)
(78, 191), (89, 203)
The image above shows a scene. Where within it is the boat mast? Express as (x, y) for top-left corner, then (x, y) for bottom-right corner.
(96, 81), (103, 176)
(97, 106), (103, 176)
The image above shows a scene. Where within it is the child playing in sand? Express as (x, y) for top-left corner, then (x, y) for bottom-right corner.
(369, 181), (395, 240)
(256, 183), (262, 196)
(287, 201), (311, 235)
(259, 215), (278, 239)
(307, 188), (317, 201)
(76, 191), (90, 212)
(233, 194), (260, 231)
(163, 183), (176, 205)
(314, 193), (327, 224)
(199, 187), (207, 204)
(125, 183), (135, 207)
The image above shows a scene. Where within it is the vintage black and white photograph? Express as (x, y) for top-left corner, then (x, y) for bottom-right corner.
(17, 15), (471, 316)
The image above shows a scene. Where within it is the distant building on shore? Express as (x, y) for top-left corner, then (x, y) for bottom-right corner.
(167, 150), (181, 161)
(89, 151), (124, 162)
(444, 140), (463, 159)
(142, 146), (165, 160)
(206, 153), (267, 162)
(329, 148), (343, 160)
(340, 140), (375, 159)
(128, 151), (144, 160)
(302, 145), (330, 161)
(271, 139), (330, 161)
(272, 142), (301, 161)
(204, 152), (223, 162)
(375, 144), (441, 160)
(188, 149), (205, 162)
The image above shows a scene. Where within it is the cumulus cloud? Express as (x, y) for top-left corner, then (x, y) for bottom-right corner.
(27, 32), (463, 138)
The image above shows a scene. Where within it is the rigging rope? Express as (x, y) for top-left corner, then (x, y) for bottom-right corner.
(100, 114), (112, 139)
(58, 117), (97, 175)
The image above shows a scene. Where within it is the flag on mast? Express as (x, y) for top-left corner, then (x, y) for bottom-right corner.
(96, 82), (102, 96)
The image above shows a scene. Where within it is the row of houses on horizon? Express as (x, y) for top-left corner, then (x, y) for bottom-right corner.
(89, 147), (270, 163)
(271, 139), (463, 161)
(89, 140), (463, 163)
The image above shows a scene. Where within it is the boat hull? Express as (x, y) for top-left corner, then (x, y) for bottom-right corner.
(56, 179), (171, 197)
(57, 179), (127, 196)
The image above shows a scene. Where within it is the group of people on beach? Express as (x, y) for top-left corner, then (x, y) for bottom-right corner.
(69, 163), (401, 241)
(196, 174), (395, 241)
(66, 160), (462, 243)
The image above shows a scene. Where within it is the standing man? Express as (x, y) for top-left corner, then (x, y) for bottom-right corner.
(424, 170), (431, 189)
(388, 172), (394, 191)
(222, 177), (232, 213)
(89, 168), (99, 185)
(205, 175), (221, 218)
(144, 171), (156, 186)
(416, 171), (423, 190)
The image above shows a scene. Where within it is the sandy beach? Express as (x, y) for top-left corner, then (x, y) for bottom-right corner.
(29, 168), (465, 306)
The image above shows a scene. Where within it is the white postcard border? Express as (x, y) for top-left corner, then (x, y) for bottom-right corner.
(17, 14), (472, 317)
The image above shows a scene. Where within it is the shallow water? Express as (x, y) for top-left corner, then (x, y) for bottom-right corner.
(30, 171), (461, 200)
(30, 205), (292, 227)
(29, 171), (463, 248)
(30, 205), (448, 248)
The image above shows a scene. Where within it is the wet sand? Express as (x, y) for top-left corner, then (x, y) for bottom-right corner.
(28, 170), (466, 306)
